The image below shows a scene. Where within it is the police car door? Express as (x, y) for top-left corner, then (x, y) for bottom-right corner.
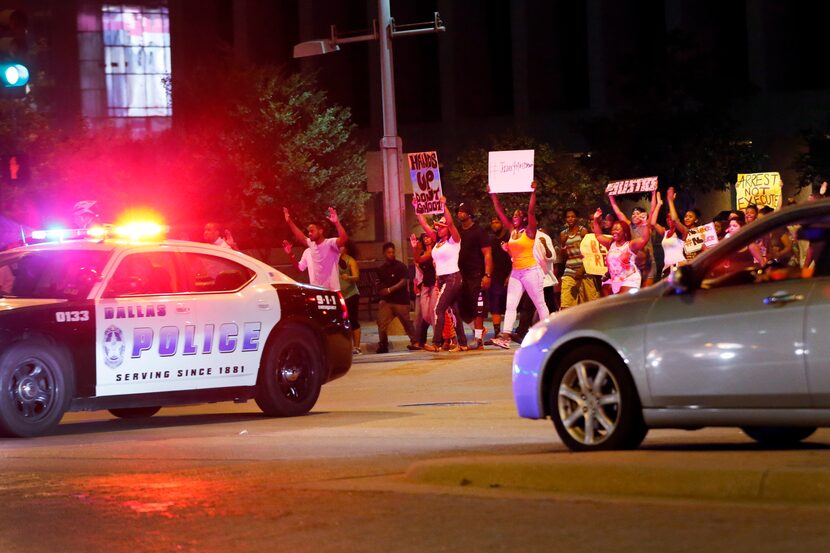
(178, 249), (279, 390)
(95, 247), (197, 396)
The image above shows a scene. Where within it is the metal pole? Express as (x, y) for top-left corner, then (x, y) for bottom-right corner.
(378, 0), (405, 255)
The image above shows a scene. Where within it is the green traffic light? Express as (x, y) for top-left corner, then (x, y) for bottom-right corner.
(1, 62), (29, 87)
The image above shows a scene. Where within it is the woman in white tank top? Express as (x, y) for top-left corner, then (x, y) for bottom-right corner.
(650, 189), (688, 277)
(414, 196), (469, 352)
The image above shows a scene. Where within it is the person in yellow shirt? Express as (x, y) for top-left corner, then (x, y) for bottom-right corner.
(488, 181), (550, 349)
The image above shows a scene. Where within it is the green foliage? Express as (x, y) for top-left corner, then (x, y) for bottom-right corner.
(448, 134), (605, 229)
(795, 118), (830, 190)
(171, 63), (369, 246)
(42, 63), (368, 247)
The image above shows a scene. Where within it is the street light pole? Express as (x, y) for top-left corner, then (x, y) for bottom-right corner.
(293, 1), (445, 254)
(377, 0), (404, 253)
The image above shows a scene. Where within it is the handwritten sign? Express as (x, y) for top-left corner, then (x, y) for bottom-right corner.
(488, 150), (534, 193)
(408, 151), (443, 215)
(683, 223), (719, 256)
(735, 172), (782, 210)
(605, 176), (658, 196)
(579, 234), (609, 276)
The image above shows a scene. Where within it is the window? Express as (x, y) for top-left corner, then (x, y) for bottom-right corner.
(702, 215), (830, 289)
(0, 250), (112, 300)
(105, 251), (180, 296)
(102, 4), (172, 117)
(180, 253), (254, 293)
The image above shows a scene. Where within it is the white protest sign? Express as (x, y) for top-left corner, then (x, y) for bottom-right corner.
(408, 151), (443, 215)
(605, 176), (658, 196)
(683, 223), (718, 255)
(580, 233), (609, 276)
(488, 149), (534, 193)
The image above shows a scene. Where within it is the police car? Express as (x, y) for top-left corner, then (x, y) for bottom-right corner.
(0, 223), (352, 437)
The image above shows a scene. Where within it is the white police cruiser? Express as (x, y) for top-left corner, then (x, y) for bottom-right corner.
(0, 224), (352, 437)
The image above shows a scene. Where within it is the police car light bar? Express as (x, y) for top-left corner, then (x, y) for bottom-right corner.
(30, 222), (168, 242)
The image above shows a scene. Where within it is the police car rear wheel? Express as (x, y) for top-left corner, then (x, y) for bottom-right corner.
(108, 407), (161, 419)
(255, 325), (322, 417)
(0, 341), (74, 438)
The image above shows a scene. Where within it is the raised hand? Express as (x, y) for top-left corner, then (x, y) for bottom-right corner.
(283, 207), (291, 222)
(281, 239), (293, 255)
(327, 207), (339, 224)
(667, 187), (676, 202)
(593, 208), (603, 220)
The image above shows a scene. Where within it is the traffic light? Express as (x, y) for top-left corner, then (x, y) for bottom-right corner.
(0, 8), (28, 93)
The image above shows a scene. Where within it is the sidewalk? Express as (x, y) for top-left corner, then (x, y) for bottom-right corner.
(352, 319), (504, 363)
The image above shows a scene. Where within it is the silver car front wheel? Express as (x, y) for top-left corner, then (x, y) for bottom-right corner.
(550, 347), (646, 451)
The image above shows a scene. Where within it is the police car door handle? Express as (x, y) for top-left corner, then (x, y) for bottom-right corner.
(257, 300), (272, 310)
(175, 303), (191, 314)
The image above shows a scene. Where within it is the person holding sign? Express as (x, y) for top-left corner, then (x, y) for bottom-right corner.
(414, 196), (469, 352)
(592, 208), (651, 295)
(488, 182), (549, 350)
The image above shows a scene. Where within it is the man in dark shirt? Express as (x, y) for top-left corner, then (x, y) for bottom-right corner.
(489, 216), (512, 338)
(456, 202), (493, 349)
(376, 242), (417, 353)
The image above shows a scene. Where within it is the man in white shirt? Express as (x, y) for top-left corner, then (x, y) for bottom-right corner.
(203, 222), (239, 250)
(283, 206), (348, 290)
(534, 228), (558, 312)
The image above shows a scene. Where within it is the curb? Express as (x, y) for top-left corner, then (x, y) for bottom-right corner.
(404, 456), (830, 504)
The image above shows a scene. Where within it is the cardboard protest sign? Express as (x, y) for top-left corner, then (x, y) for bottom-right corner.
(735, 172), (782, 210)
(580, 234), (609, 276)
(683, 223), (718, 256)
(488, 150), (534, 193)
(408, 151), (443, 215)
(605, 176), (658, 196)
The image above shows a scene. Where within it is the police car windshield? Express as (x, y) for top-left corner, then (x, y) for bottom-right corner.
(0, 249), (111, 300)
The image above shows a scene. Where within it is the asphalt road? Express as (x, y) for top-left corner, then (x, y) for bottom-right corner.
(1, 348), (829, 552)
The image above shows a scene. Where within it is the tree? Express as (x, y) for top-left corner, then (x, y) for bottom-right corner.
(40, 62), (369, 250)
(171, 62), (369, 247)
(794, 117), (830, 191)
(448, 134), (606, 228)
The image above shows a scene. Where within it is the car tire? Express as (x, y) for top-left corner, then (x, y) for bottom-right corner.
(108, 407), (161, 419)
(549, 346), (647, 451)
(0, 340), (74, 438)
(255, 324), (323, 417)
(741, 426), (817, 447)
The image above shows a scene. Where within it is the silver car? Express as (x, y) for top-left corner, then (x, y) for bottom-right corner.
(513, 200), (830, 451)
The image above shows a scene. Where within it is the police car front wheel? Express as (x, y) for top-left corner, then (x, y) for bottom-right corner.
(0, 340), (75, 438)
(255, 324), (323, 417)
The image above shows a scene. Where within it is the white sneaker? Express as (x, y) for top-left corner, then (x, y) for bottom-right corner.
(352, 347), (362, 355)
(492, 335), (511, 349)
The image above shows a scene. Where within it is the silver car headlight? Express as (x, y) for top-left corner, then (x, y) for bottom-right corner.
(521, 325), (548, 348)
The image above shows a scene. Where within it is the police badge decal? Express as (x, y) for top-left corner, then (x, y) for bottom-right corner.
(103, 325), (126, 368)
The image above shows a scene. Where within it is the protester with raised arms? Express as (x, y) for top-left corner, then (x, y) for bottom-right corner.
(283, 206), (348, 290)
(592, 206), (652, 295)
(488, 181), (550, 349)
(414, 196), (469, 352)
